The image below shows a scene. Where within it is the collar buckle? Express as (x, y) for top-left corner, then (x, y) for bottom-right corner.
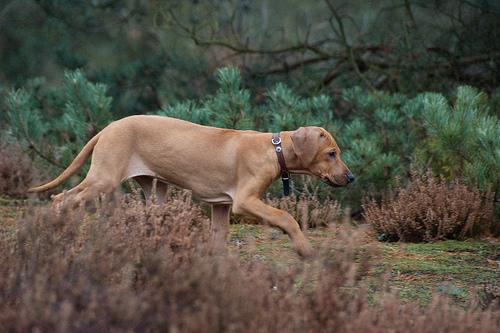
(271, 137), (281, 145)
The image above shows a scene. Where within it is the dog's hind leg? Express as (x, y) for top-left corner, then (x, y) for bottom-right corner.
(50, 132), (132, 209)
(50, 181), (87, 208)
(70, 176), (121, 205)
(133, 176), (168, 204)
(67, 133), (132, 205)
(50, 176), (119, 210)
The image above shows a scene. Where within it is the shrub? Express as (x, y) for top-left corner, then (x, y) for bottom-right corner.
(0, 194), (498, 332)
(0, 139), (47, 198)
(5, 71), (113, 173)
(417, 86), (500, 193)
(362, 172), (493, 242)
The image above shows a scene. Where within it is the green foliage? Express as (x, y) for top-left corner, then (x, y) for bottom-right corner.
(265, 84), (332, 132)
(337, 85), (499, 207)
(417, 86), (499, 192)
(157, 67), (254, 129)
(5, 70), (113, 171)
(58, 70), (113, 163)
(205, 67), (253, 129)
(158, 100), (210, 125)
(158, 68), (333, 132)
(62, 70), (112, 141)
(6, 89), (47, 143)
(336, 88), (411, 204)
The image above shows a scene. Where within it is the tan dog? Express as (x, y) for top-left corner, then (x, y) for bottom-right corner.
(29, 115), (354, 257)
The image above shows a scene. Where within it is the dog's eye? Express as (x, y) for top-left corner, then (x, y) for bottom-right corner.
(328, 151), (337, 158)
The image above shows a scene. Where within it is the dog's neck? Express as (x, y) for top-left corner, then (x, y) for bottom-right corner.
(277, 132), (310, 175)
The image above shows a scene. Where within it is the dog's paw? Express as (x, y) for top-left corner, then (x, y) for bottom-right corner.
(296, 242), (315, 259)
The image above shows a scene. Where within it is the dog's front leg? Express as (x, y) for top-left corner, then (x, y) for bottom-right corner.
(210, 204), (231, 252)
(232, 197), (313, 258)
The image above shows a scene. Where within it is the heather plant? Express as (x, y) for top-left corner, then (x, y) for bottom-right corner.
(362, 172), (494, 242)
(0, 138), (48, 198)
(0, 195), (498, 332)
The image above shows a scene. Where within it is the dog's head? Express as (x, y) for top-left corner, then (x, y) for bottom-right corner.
(291, 126), (354, 187)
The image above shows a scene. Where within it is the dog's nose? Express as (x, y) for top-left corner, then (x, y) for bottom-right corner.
(346, 172), (355, 184)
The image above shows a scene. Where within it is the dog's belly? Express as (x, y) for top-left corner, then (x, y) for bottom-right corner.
(125, 154), (156, 179)
(182, 184), (235, 204)
(194, 193), (233, 204)
(125, 154), (235, 204)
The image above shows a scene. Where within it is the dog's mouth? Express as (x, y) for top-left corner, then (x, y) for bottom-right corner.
(321, 176), (343, 188)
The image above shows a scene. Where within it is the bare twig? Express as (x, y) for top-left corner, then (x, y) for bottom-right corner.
(324, 0), (376, 92)
(163, 2), (499, 89)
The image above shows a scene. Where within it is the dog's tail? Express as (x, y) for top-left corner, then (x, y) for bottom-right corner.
(28, 132), (102, 193)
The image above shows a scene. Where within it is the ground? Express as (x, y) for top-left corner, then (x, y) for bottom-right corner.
(227, 223), (499, 306)
(1, 197), (498, 307)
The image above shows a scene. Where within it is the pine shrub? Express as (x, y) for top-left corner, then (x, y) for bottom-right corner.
(5, 70), (113, 172)
(363, 172), (493, 242)
(417, 86), (499, 193)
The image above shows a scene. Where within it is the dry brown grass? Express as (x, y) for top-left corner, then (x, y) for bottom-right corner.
(363, 172), (494, 242)
(0, 189), (498, 332)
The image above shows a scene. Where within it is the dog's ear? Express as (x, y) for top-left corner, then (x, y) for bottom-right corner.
(291, 127), (321, 167)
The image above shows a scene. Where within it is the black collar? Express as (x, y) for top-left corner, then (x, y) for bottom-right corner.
(272, 133), (290, 196)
